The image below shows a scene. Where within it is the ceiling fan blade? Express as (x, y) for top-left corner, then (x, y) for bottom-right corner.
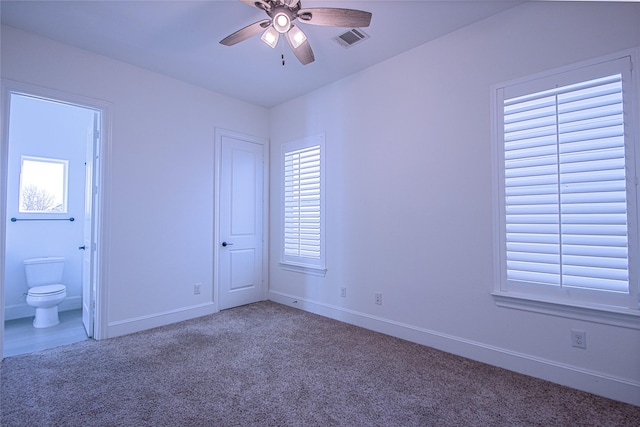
(297, 8), (372, 27)
(286, 30), (314, 65)
(220, 19), (271, 46)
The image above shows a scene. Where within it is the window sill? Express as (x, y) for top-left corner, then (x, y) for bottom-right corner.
(492, 291), (640, 330)
(280, 262), (327, 277)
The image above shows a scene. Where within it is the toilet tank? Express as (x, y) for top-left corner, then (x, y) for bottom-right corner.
(23, 257), (65, 287)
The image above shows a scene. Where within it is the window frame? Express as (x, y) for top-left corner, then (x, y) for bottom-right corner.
(491, 49), (640, 328)
(18, 155), (69, 214)
(280, 134), (326, 276)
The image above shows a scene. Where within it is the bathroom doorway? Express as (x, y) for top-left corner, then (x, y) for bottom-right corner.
(1, 82), (105, 357)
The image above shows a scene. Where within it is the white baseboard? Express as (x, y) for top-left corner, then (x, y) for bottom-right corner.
(106, 302), (218, 338)
(268, 290), (640, 407)
(4, 296), (81, 321)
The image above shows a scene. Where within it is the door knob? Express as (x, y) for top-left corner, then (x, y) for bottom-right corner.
(78, 245), (86, 250)
(222, 242), (234, 247)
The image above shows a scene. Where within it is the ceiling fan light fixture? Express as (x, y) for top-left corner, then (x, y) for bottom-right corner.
(261, 26), (279, 48)
(288, 25), (307, 49)
(273, 12), (291, 33)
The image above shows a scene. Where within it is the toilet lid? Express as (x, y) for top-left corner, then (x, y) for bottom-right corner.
(28, 284), (66, 296)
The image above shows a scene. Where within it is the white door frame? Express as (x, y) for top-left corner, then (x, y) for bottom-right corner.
(0, 79), (112, 357)
(213, 128), (269, 311)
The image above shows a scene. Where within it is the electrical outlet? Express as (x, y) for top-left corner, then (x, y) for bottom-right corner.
(194, 283), (201, 295)
(374, 292), (382, 305)
(571, 330), (586, 349)
(340, 287), (347, 298)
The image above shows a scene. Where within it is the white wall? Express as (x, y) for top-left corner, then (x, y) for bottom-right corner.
(4, 96), (94, 319)
(268, 2), (640, 405)
(1, 25), (270, 336)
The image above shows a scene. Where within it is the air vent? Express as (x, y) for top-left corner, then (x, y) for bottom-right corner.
(335, 28), (369, 48)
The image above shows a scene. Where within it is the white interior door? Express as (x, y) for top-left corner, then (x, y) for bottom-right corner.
(217, 130), (266, 310)
(81, 112), (99, 337)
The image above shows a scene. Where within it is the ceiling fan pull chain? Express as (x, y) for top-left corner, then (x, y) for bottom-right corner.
(281, 42), (285, 66)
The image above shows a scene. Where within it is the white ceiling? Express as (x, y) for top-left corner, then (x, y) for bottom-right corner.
(0, 0), (522, 107)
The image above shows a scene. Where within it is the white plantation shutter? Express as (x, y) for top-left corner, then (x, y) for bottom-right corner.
(503, 71), (630, 294)
(282, 136), (325, 271)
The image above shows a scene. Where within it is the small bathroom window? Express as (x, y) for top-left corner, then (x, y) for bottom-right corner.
(18, 156), (69, 213)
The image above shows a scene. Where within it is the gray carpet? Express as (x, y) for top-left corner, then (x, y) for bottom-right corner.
(1, 301), (638, 426)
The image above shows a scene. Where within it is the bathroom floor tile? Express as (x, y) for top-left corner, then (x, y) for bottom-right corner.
(3, 309), (88, 358)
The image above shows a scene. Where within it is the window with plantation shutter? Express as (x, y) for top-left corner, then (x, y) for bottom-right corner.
(281, 135), (325, 274)
(493, 54), (639, 320)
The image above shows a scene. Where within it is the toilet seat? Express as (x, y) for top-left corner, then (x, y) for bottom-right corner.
(28, 284), (66, 297)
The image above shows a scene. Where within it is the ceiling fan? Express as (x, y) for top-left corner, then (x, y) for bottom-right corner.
(220, 0), (372, 65)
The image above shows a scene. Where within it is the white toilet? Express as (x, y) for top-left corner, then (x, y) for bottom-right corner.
(24, 257), (67, 328)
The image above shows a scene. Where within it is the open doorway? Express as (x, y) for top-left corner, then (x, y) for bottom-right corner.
(1, 86), (103, 357)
